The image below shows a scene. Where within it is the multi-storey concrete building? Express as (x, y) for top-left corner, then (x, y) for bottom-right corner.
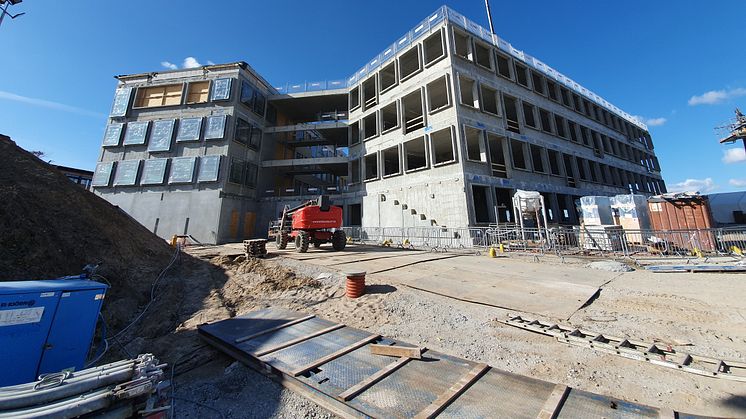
(92, 6), (665, 244)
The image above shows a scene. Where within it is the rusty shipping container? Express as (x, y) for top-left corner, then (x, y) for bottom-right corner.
(647, 193), (715, 251)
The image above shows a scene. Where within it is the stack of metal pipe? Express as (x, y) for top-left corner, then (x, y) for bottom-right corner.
(0, 354), (167, 418)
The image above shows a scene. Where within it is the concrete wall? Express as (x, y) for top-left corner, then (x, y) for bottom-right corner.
(98, 188), (222, 243)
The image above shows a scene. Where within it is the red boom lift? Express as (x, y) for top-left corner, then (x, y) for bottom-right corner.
(275, 195), (346, 253)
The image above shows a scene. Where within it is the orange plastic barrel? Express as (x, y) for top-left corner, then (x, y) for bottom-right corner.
(345, 271), (366, 298)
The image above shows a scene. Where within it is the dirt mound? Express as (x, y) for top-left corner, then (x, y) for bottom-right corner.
(212, 255), (321, 292)
(0, 135), (174, 327)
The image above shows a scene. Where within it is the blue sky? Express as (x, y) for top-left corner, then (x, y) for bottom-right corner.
(1, 0), (744, 193)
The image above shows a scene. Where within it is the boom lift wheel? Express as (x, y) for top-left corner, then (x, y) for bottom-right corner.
(295, 231), (310, 253)
(332, 230), (346, 251)
(276, 232), (288, 249)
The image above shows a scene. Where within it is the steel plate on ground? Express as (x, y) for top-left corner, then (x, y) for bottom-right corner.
(350, 352), (475, 417)
(260, 326), (377, 372)
(438, 369), (556, 419)
(556, 389), (659, 419)
(299, 337), (399, 392)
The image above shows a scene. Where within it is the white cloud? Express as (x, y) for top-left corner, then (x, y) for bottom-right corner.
(722, 147), (746, 164)
(182, 57), (201, 68)
(645, 117), (667, 126)
(667, 177), (718, 194)
(688, 87), (746, 106)
(632, 115), (667, 127)
(729, 178), (746, 187)
(0, 90), (105, 118)
(161, 57), (213, 70)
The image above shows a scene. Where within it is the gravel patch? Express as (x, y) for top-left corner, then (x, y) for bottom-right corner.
(585, 260), (634, 272)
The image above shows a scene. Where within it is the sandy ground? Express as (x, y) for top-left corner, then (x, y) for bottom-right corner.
(133, 244), (746, 418)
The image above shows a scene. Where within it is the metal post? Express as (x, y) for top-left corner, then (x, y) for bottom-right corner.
(484, 0), (496, 35)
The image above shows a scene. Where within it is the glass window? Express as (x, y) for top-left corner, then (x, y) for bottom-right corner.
(176, 117), (202, 142)
(123, 121), (149, 145)
(253, 91), (266, 116)
(235, 117), (252, 145)
(210, 78), (232, 101)
(102, 123), (124, 147)
(204, 115), (227, 140)
(229, 158), (244, 184)
(240, 80), (256, 108)
(249, 126), (262, 149)
(148, 119), (175, 151)
(244, 163), (258, 186)
(141, 159), (168, 185)
(197, 155), (220, 182)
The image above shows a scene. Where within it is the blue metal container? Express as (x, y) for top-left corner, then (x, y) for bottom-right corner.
(0, 279), (108, 386)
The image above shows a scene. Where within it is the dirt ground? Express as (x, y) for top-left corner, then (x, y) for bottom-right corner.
(8, 135), (741, 416)
(108, 243), (746, 418)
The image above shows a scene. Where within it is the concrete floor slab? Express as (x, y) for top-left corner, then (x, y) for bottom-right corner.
(277, 245), (610, 319)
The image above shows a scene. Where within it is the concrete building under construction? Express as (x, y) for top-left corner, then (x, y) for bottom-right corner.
(91, 5), (666, 244)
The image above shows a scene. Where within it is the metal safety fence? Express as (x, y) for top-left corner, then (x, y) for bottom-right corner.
(342, 225), (746, 258)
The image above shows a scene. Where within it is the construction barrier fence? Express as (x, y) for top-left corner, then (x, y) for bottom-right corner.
(341, 225), (746, 258)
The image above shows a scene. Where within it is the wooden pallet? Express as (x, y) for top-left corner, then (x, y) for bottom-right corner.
(499, 315), (746, 382)
(243, 239), (268, 258)
(198, 308), (706, 418)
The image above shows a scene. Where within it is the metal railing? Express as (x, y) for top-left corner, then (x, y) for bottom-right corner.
(342, 225), (746, 258)
(272, 6), (646, 131)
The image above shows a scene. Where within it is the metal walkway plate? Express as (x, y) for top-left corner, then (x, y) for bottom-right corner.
(646, 264), (746, 273)
(198, 308), (715, 418)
